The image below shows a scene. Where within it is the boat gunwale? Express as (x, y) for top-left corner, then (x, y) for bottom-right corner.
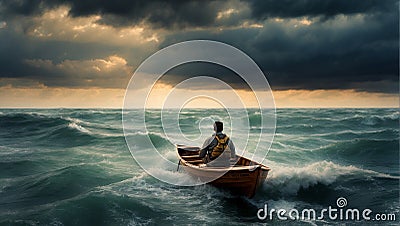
(176, 145), (271, 172)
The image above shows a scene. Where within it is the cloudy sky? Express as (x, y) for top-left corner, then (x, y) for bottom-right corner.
(0, 0), (398, 108)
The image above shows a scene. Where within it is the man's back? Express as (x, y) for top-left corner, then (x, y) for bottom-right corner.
(200, 131), (236, 166)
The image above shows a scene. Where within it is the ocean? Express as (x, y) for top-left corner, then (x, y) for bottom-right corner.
(0, 108), (398, 225)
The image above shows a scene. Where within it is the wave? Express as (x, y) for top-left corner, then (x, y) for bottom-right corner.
(310, 138), (400, 162)
(124, 131), (171, 149)
(0, 163), (126, 202)
(0, 159), (48, 179)
(4, 115), (164, 148)
(0, 112), (82, 130)
(313, 128), (399, 139)
(275, 110), (398, 131)
(263, 161), (398, 196)
(0, 112), (126, 147)
(0, 112), (65, 128)
(1, 108), (398, 225)
(338, 113), (399, 126)
(67, 121), (91, 134)
(0, 113), (79, 144)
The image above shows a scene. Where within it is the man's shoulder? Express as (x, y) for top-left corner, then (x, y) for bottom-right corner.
(209, 133), (216, 138)
(205, 135), (216, 143)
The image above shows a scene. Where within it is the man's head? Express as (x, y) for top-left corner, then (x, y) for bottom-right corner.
(214, 121), (223, 133)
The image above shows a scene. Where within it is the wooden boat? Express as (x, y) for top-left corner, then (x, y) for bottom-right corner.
(176, 144), (270, 198)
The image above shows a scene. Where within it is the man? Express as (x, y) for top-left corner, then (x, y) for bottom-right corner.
(199, 121), (236, 166)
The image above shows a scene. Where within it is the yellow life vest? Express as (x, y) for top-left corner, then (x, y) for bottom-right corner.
(210, 135), (229, 159)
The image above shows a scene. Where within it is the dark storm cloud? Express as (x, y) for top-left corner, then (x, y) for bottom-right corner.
(159, 62), (250, 90)
(159, 9), (399, 93)
(0, 27), (142, 88)
(248, 0), (397, 20)
(251, 15), (399, 93)
(69, 0), (221, 28)
(0, 0), (398, 93)
(0, 0), (225, 28)
(1, 0), (396, 27)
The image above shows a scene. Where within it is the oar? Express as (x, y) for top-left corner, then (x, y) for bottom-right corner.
(176, 159), (181, 171)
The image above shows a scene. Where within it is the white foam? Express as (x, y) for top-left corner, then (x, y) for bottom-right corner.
(68, 122), (91, 134)
(264, 161), (399, 195)
(147, 167), (198, 186)
(63, 116), (84, 124)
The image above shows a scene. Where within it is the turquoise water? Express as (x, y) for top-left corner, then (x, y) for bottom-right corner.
(0, 108), (398, 225)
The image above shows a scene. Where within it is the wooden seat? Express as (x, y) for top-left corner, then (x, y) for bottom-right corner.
(181, 155), (200, 159)
(186, 160), (204, 164)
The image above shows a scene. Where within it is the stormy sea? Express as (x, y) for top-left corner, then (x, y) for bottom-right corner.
(0, 108), (398, 225)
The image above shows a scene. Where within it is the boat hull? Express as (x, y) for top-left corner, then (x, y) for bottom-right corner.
(177, 145), (270, 198)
